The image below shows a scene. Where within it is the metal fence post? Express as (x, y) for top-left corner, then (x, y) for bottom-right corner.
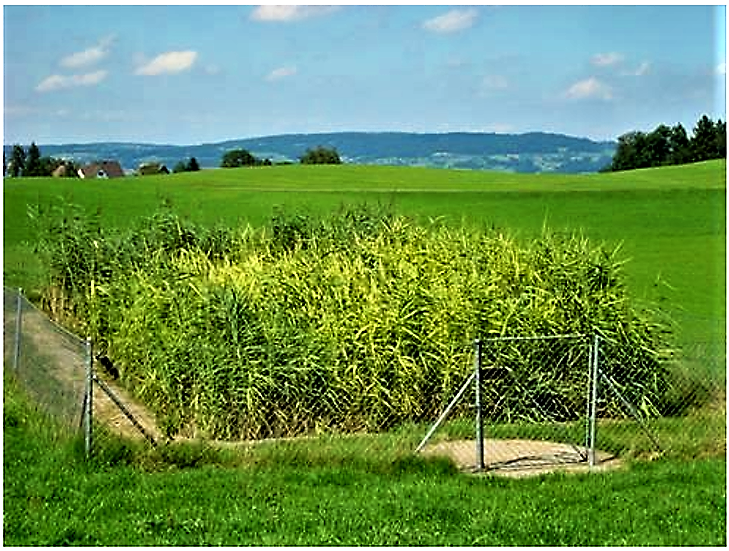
(474, 338), (485, 471)
(588, 334), (600, 468)
(13, 287), (23, 370)
(84, 337), (93, 458)
(585, 335), (593, 460)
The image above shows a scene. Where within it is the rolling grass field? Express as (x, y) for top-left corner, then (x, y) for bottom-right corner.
(4, 159), (725, 343)
(3, 160), (726, 545)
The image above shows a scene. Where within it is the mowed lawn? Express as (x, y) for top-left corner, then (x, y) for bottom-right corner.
(4, 160), (725, 344)
(2, 372), (726, 547)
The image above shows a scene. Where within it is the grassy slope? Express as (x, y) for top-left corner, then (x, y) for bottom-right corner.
(4, 160), (725, 343)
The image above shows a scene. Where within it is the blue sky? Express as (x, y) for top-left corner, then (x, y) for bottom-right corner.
(3, 4), (726, 145)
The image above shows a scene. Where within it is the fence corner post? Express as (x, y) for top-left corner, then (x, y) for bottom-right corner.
(84, 337), (93, 459)
(474, 338), (485, 472)
(13, 287), (23, 370)
(588, 334), (600, 469)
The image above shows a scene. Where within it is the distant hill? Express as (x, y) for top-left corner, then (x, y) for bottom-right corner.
(5, 131), (616, 174)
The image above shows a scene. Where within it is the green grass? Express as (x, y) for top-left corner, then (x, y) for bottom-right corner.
(3, 160), (726, 546)
(4, 160), (725, 344)
(3, 372), (726, 546)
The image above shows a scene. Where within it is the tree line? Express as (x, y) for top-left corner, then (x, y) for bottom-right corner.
(4, 141), (204, 178)
(172, 157), (200, 173)
(603, 114), (726, 172)
(4, 142), (79, 178)
(220, 145), (341, 168)
(17, 121), (722, 178)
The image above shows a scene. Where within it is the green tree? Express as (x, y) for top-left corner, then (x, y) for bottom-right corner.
(644, 124), (671, 166)
(221, 149), (257, 168)
(24, 142), (43, 176)
(668, 123), (692, 165)
(173, 157), (201, 173)
(608, 131), (648, 172)
(300, 146), (342, 165)
(40, 156), (58, 176)
(714, 119), (726, 159)
(691, 115), (717, 162)
(187, 157), (200, 171)
(9, 144), (26, 177)
(606, 115), (726, 172)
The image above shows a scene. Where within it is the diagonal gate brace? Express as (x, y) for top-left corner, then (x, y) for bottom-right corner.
(598, 369), (662, 453)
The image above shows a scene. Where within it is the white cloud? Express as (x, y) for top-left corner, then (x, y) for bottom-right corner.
(482, 74), (509, 90)
(135, 51), (198, 76)
(266, 66), (297, 81)
(621, 61), (651, 77)
(591, 52), (624, 67)
(60, 36), (114, 69)
(634, 61), (651, 76)
(422, 8), (479, 34)
(36, 70), (108, 93)
(564, 77), (613, 101)
(250, 5), (338, 22)
(716, 62), (726, 75)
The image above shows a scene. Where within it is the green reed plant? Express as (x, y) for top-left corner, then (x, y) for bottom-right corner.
(32, 204), (672, 440)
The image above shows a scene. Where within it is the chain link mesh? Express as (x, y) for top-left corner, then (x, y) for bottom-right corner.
(419, 335), (595, 473)
(595, 338), (726, 460)
(418, 333), (726, 474)
(4, 287), (160, 452)
(4, 287), (88, 428)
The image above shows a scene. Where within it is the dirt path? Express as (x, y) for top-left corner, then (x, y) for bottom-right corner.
(422, 438), (622, 477)
(6, 299), (164, 443)
(90, 374), (165, 442)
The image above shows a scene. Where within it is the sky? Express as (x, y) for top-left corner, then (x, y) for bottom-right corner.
(3, 3), (727, 145)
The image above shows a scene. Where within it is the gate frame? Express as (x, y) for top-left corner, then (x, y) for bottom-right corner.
(474, 333), (591, 472)
(417, 332), (664, 473)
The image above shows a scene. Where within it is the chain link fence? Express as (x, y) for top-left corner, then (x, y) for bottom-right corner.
(592, 338), (726, 464)
(4, 286), (724, 473)
(3, 287), (158, 456)
(3, 286), (90, 431)
(417, 333), (726, 475)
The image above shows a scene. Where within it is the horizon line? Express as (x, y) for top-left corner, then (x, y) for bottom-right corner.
(3, 129), (617, 148)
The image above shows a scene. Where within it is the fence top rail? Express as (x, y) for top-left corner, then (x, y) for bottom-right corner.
(479, 333), (587, 343)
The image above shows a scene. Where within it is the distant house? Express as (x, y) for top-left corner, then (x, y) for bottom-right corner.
(51, 164), (68, 178)
(78, 161), (125, 179)
(137, 162), (170, 176)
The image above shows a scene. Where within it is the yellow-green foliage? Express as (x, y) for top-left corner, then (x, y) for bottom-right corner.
(34, 204), (669, 440)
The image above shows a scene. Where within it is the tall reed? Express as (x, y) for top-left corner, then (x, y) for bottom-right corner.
(33, 202), (672, 439)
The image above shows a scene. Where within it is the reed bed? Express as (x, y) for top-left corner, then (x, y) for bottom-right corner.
(32, 202), (670, 439)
